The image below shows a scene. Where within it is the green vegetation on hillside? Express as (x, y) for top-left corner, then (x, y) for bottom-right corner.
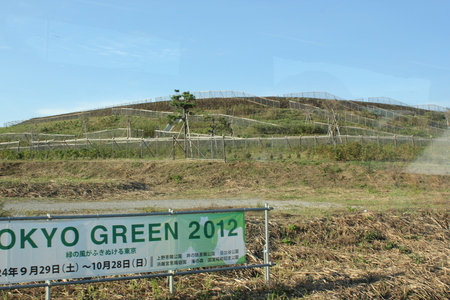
(1, 97), (447, 138)
(0, 96), (448, 164)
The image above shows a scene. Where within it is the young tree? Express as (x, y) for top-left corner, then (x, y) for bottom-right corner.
(170, 90), (196, 157)
(170, 89), (196, 116)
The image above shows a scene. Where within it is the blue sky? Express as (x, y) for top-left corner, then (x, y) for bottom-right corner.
(1, 0), (449, 126)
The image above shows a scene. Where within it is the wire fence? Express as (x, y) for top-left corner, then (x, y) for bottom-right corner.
(8, 99), (155, 127)
(284, 92), (346, 100)
(17, 112), (93, 126)
(1, 134), (448, 162)
(5, 90), (448, 148)
(83, 128), (144, 139)
(289, 101), (404, 133)
(5, 90), (449, 129)
(313, 123), (395, 137)
(366, 96), (413, 108)
(3, 120), (28, 127)
(414, 104), (449, 112)
(5, 91), (282, 127)
(112, 108), (278, 128)
(289, 100), (447, 134)
(286, 92), (449, 114)
(155, 91), (280, 108)
(0, 130), (143, 142)
(112, 108), (173, 119)
(0, 133), (76, 142)
(288, 97), (411, 122)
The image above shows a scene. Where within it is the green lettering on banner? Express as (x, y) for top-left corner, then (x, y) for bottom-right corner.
(131, 224), (144, 242)
(20, 228), (38, 249)
(0, 211), (247, 285)
(164, 222), (178, 240)
(188, 221), (201, 239)
(112, 225), (127, 244)
(228, 219), (238, 236)
(0, 229), (15, 250)
(41, 228), (58, 247)
(61, 227), (79, 247)
(204, 220), (214, 239)
(91, 225), (108, 245)
(148, 223), (161, 241)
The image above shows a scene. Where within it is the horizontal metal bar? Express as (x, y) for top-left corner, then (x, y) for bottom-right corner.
(175, 263), (275, 276)
(168, 207), (273, 215)
(0, 263), (275, 290)
(0, 206), (273, 221)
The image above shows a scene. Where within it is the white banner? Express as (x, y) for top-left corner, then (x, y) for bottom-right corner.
(0, 212), (246, 284)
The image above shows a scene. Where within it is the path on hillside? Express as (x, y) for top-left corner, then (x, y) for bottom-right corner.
(3, 198), (341, 216)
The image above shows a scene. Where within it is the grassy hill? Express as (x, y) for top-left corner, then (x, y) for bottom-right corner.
(1, 95), (448, 139)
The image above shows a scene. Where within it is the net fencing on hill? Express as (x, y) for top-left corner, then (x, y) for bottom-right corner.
(83, 128), (144, 139)
(0, 133), (76, 142)
(289, 101), (446, 135)
(1, 134), (448, 162)
(155, 91), (281, 108)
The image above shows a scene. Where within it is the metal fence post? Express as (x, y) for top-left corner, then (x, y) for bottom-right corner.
(45, 280), (51, 300)
(264, 203), (271, 283)
(197, 137), (200, 159)
(211, 137), (213, 159)
(430, 135), (433, 152)
(168, 270), (174, 294)
(222, 135), (227, 163)
(172, 137), (176, 160)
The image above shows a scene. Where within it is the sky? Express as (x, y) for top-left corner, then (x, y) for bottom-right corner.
(1, 0), (450, 126)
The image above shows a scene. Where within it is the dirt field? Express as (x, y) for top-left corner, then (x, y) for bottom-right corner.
(0, 159), (449, 299)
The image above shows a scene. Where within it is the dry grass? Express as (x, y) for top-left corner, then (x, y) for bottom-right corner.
(0, 160), (449, 299)
(0, 160), (449, 213)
